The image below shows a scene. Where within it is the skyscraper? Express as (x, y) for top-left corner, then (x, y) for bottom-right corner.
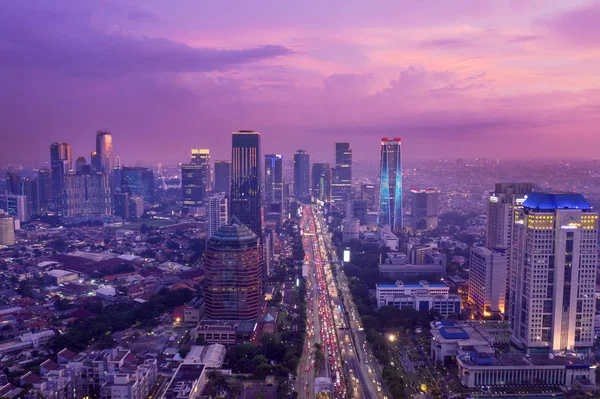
(214, 160), (231, 195)
(411, 188), (440, 230)
(62, 173), (111, 219)
(122, 167), (155, 203)
(75, 156), (87, 174)
(311, 163), (331, 203)
(206, 193), (228, 240)
(486, 183), (535, 249)
(331, 143), (352, 208)
(378, 138), (402, 232)
(6, 195), (28, 223)
(264, 154), (284, 212)
(230, 130), (262, 237)
(360, 184), (377, 210)
(20, 178), (38, 218)
(293, 150), (310, 200)
(37, 169), (53, 214)
(468, 245), (508, 316)
(5, 172), (20, 195)
(181, 149), (210, 214)
(508, 193), (597, 352)
(96, 131), (114, 178)
(204, 217), (263, 320)
(50, 142), (72, 215)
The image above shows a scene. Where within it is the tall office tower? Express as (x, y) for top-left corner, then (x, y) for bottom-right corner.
(508, 193), (598, 352)
(6, 195), (28, 223)
(50, 142), (72, 215)
(37, 169), (53, 214)
(62, 173), (111, 219)
(96, 131), (114, 176)
(214, 160), (231, 195)
(206, 193), (228, 240)
(20, 178), (39, 218)
(311, 163), (331, 203)
(352, 200), (368, 225)
(411, 188), (440, 230)
(230, 130), (262, 237)
(293, 150), (310, 200)
(181, 149), (210, 214)
(90, 151), (101, 172)
(331, 143), (352, 209)
(190, 148), (210, 166)
(75, 157), (87, 173)
(0, 215), (15, 246)
(378, 138), (402, 232)
(114, 192), (130, 219)
(283, 183), (290, 218)
(129, 196), (144, 218)
(121, 167), (155, 203)
(204, 217), (263, 320)
(5, 172), (20, 195)
(486, 182), (535, 249)
(264, 154), (284, 211)
(361, 184), (377, 211)
(468, 245), (507, 316)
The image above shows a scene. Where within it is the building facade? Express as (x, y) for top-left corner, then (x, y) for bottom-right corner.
(376, 281), (460, 316)
(204, 218), (263, 320)
(230, 131), (262, 237)
(311, 163), (331, 203)
(206, 193), (228, 241)
(62, 173), (112, 219)
(486, 182), (534, 249)
(213, 160), (231, 195)
(182, 149), (210, 214)
(508, 193), (598, 352)
(50, 142), (72, 215)
(121, 167), (154, 204)
(411, 188), (440, 230)
(331, 143), (352, 209)
(468, 245), (507, 316)
(378, 138), (402, 232)
(264, 154), (284, 216)
(293, 150), (310, 200)
(0, 215), (15, 246)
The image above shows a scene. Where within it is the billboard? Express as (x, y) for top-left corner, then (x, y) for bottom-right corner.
(343, 249), (350, 263)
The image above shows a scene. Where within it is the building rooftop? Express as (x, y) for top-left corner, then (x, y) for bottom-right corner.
(523, 192), (592, 210)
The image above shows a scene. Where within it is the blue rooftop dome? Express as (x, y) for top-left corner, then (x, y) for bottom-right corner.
(523, 193), (592, 211)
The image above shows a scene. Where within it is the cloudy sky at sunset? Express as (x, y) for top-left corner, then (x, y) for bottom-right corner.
(2, 1), (600, 165)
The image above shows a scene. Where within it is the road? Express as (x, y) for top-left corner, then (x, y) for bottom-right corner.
(296, 205), (387, 399)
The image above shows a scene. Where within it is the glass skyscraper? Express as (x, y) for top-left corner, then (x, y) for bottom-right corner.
(293, 150), (310, 200)
(214, 160), (231, 195)
(332, 142), (352, 209)
(230, 130), (262, 237)
(378, 137), (402, 232)
(311, 163), (331, 203)
(181, 149), (210, 213)
(264, 154), (283, 213)
(121, 167), (154, 203)
(50, 142), (72, 215)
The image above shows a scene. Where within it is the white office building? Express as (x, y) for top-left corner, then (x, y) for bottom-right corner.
(508, 193), (598, 353)
(468, 245), (507, 316)
(376, 281), (461, 316)
(206, 193), (228, 240)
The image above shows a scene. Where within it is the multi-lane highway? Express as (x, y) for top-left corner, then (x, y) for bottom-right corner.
(296, 205), (388, 399)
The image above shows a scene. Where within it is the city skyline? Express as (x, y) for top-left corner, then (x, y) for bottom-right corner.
(2, 2), (600, 164)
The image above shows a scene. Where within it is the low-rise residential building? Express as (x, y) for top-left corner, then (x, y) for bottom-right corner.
(162, 363), (207, 399)
(45, 269), (79, 284)
(184, 297), (205, 324)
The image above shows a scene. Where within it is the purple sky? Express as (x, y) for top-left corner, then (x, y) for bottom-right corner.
(2, 1), (600, 165)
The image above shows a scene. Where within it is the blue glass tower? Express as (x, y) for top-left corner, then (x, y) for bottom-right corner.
(378, 138), (402, 232)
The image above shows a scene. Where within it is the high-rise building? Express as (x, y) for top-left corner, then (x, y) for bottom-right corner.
(293, 150), (310, 200)
(181, 149), (210, 214)
(37, 169), (53, 214)
(0, 215), (15, 246)
(121, 167), (154, 204)
(311, 163), (331, 203)
(6, 194), (28, 223)
(331, 143), (352, 209)
(508, 193), (597, 352)
(378, 138), (402, 232)
(20, 177), (39, 218)
(75, 156), (87, 174)
(352, 200), (368, 225)
(411, 189), (440, 230)
(264, 154), (283, 212)
(360, 184), (377, 211)
(486, 183), (535, 249)
(114, 192), (130, 219)
(204, 217), (263, 320)
(206, 193), (228, 240)
(62, 173), (111, 219)
(96, 130), (114, 178)
(129, 196), (144, 218)
(50, 142), (72, 215)
(230, 130), (262, 237)
(91, 151), (101, 172)
(5, 172), (20, 195)
(214, 160), (231, 195)
(468, 245), (507, 316)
